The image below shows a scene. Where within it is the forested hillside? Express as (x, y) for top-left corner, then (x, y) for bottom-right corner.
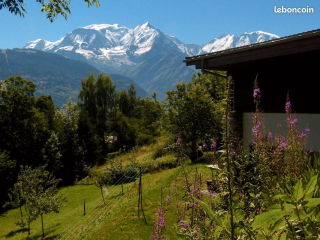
(0, 49), (147, 107)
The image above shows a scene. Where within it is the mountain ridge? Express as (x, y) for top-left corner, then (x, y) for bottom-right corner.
(24, 23), (279, 59)
(24, 23), (279, 99)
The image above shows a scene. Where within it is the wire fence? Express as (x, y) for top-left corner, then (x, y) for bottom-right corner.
(82, 167), (148, 240)
(55, 166), (148, 240)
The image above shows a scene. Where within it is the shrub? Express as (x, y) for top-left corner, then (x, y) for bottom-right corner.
(136, 155), (179, 173)
(137, 134), (155, 146)
(152, 145), (166, 160)
(107, 152), (119, 160)
(108, 161), (137, 184)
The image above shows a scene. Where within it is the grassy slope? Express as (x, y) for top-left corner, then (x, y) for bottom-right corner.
(0, 140), (212, 240)
(90, 162), (212, 240)
(0, 185), (101, 239)
(91, 167), (183, 239)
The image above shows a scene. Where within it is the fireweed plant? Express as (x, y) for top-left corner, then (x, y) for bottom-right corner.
(251, 79), (310, 187)
(281, 94), (310, 180)
(202, 139), (221, 168)
(222, 76), (235, 239)
(172, 76), (241, 239)
(151, 208), (167, 240)
(166, 170), (218, 239)
(162, 77), (320, 239)
(250, 77), (272, 190)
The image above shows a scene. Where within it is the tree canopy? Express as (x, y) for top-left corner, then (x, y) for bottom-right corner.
(0, 0), (100, 22)
(0, 73), (162, 210)
(164, 73), (225, 161)
(6, 165), (65, 236)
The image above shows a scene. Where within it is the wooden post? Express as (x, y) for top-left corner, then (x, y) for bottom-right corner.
(41, 213), (45, 239)
(161, 187), (163, 209)
(84, 199), (86, 216)
(140, 168), (146, 223)
(140, 167), (147, 221)
(138, 167), (141, 217)
(137, 167), (146, 223)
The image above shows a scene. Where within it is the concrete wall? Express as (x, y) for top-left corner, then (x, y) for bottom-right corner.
(243, 113), (320, 151)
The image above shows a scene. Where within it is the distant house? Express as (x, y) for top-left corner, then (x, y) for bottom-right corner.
(184, 29), (320, 151)
(105, 136), (118, 144)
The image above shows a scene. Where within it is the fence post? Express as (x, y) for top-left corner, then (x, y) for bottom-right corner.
(138, 167), (141, 217)
(84, 199), (86, 216)
(161, 187), (163, 209)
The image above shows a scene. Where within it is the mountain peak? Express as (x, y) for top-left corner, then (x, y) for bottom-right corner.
(201, 31), (279, 54)
(23, 39), (53, 50)
(83, 23), (124, 31)
(23, 23), (280, 101)
(137, 22), (155, 30)
(242, 30), (277, 36)
(24, 23), (279, 68)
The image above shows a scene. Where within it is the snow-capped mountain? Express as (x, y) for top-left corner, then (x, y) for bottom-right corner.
(25, 22), (179, 72)
(201, 31), (279, 53)
(24, 23), (279, 99)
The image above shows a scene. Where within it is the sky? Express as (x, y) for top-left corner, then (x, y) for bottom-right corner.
(0, 0), (319, 49)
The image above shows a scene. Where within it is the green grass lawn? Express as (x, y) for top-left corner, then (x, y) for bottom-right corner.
(0, 185), (101, 240)
(90, 167), (183, 240)
(90, 162), (212, 240)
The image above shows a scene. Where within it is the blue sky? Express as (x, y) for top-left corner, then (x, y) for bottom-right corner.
(0, 0), (319, 49)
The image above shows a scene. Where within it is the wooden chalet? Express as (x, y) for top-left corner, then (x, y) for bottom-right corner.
(184, 29), (320, 150)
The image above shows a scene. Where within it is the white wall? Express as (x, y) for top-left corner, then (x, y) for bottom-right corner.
(243, 113), (320, 151)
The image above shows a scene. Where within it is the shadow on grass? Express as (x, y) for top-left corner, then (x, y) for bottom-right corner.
(27, 231), (58, 240)
(3, 223), (61, 240)
(27, 223), (61, 240)
(106, 192), (126, 201)
(3, 228), (28, 239)
(113, 173), (139, 186)
(190, 157), (209, 165)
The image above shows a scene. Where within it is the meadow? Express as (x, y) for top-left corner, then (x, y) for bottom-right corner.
(0, 139), (213, 239)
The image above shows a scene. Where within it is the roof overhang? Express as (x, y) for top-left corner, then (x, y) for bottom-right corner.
(184, 29), (320, 71)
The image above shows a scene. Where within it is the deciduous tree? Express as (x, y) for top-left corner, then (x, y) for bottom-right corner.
(0, 0), (100, 22)
(164, 73), (224, 161)
(7, 165), (66, 237)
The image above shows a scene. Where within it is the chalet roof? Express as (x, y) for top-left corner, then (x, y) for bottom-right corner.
(184, 29), (320, 70)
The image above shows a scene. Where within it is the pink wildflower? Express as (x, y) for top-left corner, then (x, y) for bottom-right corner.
(210, 139), (216, 151)
(202, 142), (207, 150)
(253, 88), (261, 103)
(286, 101), (292, 114)
(176, 137), (182, 148)
(291, 118), (298, 126)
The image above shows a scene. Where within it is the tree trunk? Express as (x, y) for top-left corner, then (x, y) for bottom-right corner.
(28, 216), (30, 236)
(101, 187), (105, 204)
(191, 139), (197, 162)
(41, 213), (45, 239)
(19, 205), (23, 226)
